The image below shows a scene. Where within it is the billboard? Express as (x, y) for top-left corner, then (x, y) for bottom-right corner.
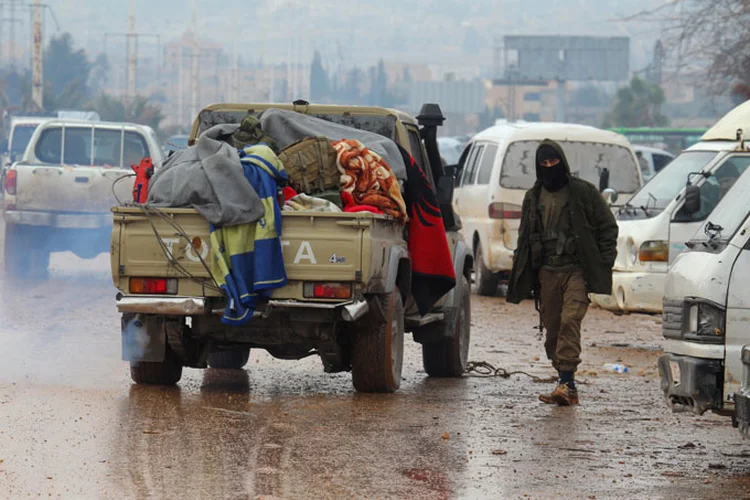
(504, 36), (630, 82)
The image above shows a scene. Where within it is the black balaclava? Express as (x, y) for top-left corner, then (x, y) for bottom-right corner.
(536, 143), (568, 192)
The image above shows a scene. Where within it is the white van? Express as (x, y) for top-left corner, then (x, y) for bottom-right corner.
(658, 154), (750, 417)
(591, 100), (750, 313)
(452, 122), (642, 295)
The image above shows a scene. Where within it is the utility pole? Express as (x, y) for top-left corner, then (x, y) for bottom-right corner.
(230, 0), (239, 102)
(2, 0), (25, 68)
(126, 0), (137, 104)
(190, 0), (199, 122)
(103, 0), (160, 105)
(31, 0), (42, 109)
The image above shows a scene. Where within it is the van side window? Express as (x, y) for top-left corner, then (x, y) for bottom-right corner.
(462, 144), (484, 186)
(675, 155), (750, 222)
(476, 144), (498, 185)
(455, 144), (472, 187)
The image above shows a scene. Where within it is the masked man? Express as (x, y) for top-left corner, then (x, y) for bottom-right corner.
(507, 140), (618, 406)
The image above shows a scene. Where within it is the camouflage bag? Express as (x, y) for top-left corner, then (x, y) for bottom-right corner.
(230, 115), (280, 153)
(278, 137), (340, 195)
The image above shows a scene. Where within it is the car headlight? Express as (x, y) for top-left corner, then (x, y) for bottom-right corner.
(639, 240), (669, 262)
(687, 302), (725, 337)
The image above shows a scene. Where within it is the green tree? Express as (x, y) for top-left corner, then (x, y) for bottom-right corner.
(309, 50), (329, 102)
(603, 76), (668, 128)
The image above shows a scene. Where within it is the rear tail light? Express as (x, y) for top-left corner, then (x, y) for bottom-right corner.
(489, 203), (522, 220)
(639, 240), (668, 262)
(130, 277), (178, 294)
(303, 282), (352, 299)
(4, 170), (17, 196)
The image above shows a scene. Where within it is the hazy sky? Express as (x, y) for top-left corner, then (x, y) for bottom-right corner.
(11, 1), (666, 73)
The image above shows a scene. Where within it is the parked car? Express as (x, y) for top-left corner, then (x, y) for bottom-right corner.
(452, 122), (643, 295)
(633, 145), (674, 182)
(3, 119), (163, 278)
(591, 100), (750, 314)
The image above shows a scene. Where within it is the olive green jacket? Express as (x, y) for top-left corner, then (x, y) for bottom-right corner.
(507, 139), (619, 303)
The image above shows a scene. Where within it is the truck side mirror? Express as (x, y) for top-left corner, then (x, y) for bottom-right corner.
(683, 184), (701, 215)
(599, 167), (610, 192)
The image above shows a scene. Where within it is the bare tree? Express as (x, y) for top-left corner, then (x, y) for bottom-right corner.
(627, 0), (750, 98)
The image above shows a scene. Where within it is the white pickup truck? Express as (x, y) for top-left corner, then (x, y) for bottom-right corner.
(3, 119), (163, 278)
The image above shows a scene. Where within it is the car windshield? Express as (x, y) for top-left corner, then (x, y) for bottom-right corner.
(617, 150), (718, 220)
(500, 140), (640, 193)
(10, 124), (40, 155)
(691, 166), (750, 245)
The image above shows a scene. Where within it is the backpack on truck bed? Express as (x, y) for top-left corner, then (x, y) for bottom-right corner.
(278, 136), (340, 195)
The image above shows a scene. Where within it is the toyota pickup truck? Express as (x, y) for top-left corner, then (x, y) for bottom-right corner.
(3, 119), (162, 278)
(111, 102), (473, 393)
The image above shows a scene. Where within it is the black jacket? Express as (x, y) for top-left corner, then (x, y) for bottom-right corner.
(507, 139), (619, 303)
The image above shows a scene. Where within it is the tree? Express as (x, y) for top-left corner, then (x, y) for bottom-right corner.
(309, 51), (330, 102)
(88, 53), (110, 93)
(602, 76), (668, 128)
(43, 33), (93, 109)
(368, 59), (389, 107)
(629, 1), (750, 98)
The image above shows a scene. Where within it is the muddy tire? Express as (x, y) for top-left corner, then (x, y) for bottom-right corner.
(351, 287), (405, 393)
(208, 347), (250, 369)
(422, 276), (471, 377)
(130, 346), (183, 385)
(473, 244), (499, 296)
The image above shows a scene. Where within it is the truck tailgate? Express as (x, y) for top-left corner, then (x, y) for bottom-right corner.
(14, 164), (132, 213)
(112, 207), (379, 298)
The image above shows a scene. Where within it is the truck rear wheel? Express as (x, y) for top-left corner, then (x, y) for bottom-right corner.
(422, 276), (471, 377)
(130, 346), (183, 385)
(474, 244), (499, 296)
(351, 287), (404, 393)
(208, 347), (251, 369)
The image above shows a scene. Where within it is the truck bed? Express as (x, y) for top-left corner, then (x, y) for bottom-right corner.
(111, 206), (404, 300)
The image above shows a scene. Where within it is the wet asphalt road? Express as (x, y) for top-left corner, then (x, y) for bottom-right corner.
(2, 230), (750, 498)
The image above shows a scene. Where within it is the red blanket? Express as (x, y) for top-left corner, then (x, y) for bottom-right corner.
(399, 146), (456, 315)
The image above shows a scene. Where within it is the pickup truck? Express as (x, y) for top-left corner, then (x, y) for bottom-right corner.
(3, 119), (163, 278)
(111, 102), (473, 393)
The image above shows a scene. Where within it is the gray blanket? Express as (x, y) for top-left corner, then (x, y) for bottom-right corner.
(259, 108), (407, 180)
(147, 124), (265, 226)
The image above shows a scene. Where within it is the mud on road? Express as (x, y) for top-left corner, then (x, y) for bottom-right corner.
(1, 239), (750, 498)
